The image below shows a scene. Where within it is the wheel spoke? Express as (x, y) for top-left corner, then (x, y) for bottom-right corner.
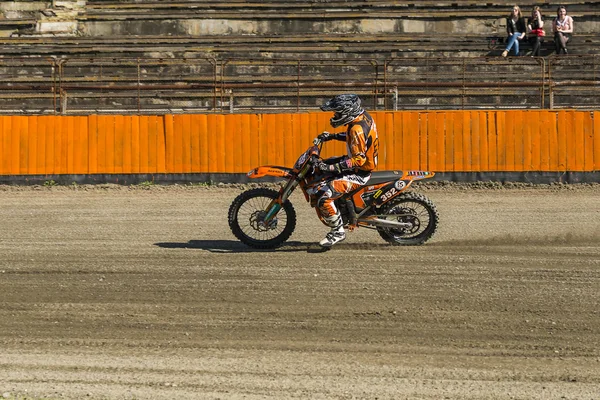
(375, 193), (438, 246)
(229, 187), (297, 249)
(386, 200), (431, 239)
(237, 195), (288, 241)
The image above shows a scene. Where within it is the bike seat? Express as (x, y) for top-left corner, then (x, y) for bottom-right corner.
(367, 170), (404, 185)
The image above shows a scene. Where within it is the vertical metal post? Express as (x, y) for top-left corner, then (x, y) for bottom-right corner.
(374, 61), (378, 111)
(217, 60), (225, 112)
(297, 60), (300, 113)
(540, 58), (545, 109)
(51, 59), (57, 115)
(99, 62), (103, 112)
(58, 59), (65, 115)
(221, 61), (226, 113)
(425, 57), (429, 110)
(137, 59), (141, 115)
(213, 60), (218, 111)
(548, 58), (553, 109)
(383, 60), (388, 110)
(61, 89), (67, 115)
(371, 61), (377, 111)
(462, 58), (466, 110)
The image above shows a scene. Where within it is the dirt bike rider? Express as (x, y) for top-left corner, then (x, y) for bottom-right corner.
(316, 93), (379, 247)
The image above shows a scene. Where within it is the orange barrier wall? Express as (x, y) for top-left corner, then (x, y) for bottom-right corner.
(0, 111), (598, 175)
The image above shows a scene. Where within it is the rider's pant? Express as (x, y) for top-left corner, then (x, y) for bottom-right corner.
(317, 172), (370, 229)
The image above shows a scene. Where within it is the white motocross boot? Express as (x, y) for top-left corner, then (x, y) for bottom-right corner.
(319, 214), (346, 247)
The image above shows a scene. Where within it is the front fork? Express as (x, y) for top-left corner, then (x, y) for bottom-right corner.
(262, 162), (311, 224)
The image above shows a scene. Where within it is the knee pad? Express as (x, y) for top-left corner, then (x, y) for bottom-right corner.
(316, 187), (333, 208)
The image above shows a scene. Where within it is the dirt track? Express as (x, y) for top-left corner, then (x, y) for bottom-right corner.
(0, 184), (599, 400)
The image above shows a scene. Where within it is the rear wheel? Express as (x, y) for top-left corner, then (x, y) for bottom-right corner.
(228, 188), (296, 249)
(376, 192), (439, 246)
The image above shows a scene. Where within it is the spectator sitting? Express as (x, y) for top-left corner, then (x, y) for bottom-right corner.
(502, 5), (527, 57)
(553, 5), (573, 54)
(527, 6), (545, 57)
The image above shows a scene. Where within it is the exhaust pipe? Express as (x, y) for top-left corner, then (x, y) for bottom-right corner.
(358, 218), (412, 229)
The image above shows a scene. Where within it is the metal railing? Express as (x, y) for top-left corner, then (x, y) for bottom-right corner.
(0, 56), (598, 114)
(383, 57), (547, 110)
(548, 56), (600, 109)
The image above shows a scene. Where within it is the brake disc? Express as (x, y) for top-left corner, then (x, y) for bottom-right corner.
(249, 210), (278, 231)
(392, 207), (420, 234)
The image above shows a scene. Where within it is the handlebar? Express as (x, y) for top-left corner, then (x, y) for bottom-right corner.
(314, 131), (332, 146)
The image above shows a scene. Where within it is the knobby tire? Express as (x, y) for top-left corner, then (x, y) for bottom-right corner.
(228, 188), (297, 249)
(376, 192), (439, 246)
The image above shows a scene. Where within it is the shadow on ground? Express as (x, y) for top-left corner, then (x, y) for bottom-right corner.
(155, 240), (329, 253)
(154, 240), (406, 253)
(155, 231), (600, 254)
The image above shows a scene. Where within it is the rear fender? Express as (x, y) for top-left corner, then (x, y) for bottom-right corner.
(403, 171), (436, 181)
(247, 166), (293, 179)
(352, 170), (435, 209)
(371, 179), (414, 207)
(350, 180), (406, 209)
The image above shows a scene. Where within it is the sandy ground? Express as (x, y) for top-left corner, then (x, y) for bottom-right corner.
(0, 183), (599, 400)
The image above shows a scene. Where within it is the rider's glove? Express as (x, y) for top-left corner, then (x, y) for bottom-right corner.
(318, 131), (334, 142)
(318, 158), (353, 174)
(318, 161), (341, 174)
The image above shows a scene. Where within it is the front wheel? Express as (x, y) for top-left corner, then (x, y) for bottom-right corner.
(376, 192), (439, 246)
(228, 188), (296, 249)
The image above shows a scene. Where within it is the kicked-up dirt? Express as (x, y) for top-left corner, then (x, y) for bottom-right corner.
(0, 183), (599, 399)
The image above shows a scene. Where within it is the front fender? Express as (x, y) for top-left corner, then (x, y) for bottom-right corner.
(247, 166), (293, 179)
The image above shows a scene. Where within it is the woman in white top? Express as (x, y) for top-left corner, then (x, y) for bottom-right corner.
(552, 5), (574, 54)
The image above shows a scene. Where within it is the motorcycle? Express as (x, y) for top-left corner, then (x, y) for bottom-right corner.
(228, 137), (439, 249)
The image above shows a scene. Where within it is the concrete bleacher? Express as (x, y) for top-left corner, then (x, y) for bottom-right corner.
(3, 32), (599, 59)
(1, 1), (599, 58)
(0, 1), (599, 113)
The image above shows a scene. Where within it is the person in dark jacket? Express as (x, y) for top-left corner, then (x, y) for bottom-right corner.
(502, 5), (527, 57)
(527, 6), (545, 56)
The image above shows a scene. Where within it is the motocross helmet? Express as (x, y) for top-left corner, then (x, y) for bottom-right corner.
(320, 94), (365, 128)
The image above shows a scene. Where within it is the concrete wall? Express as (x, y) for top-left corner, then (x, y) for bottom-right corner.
(3, 2), (599, 38)
(83, 16), (599, 37)
(0, 0), (84, 36)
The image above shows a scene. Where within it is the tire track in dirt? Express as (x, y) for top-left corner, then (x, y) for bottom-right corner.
(0, 185), (598, 399)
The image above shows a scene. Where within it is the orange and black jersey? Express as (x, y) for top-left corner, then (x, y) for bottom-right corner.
(330, 111), (379, 172)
